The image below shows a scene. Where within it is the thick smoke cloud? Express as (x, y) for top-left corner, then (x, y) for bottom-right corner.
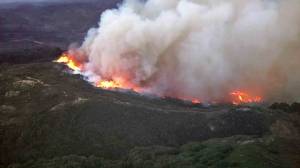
(74, 0), (300, 102)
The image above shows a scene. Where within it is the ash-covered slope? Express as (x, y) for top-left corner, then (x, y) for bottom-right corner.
(0, 62), (299, 168)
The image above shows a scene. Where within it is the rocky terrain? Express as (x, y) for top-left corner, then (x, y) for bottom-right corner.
(0, 1), (300, 168)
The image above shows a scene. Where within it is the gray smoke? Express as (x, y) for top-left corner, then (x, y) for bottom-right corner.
(73, 0), (300, 102)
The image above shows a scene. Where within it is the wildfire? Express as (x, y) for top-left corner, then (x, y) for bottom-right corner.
(192, 99), (201, 104)
(97, 80), (122, 89)
(178, 96), (201, 104)
(55, 53), (82, 71)
(55, 53), (141, 92)
(230, 91), (262, 105)
(55, 53), (263, 105)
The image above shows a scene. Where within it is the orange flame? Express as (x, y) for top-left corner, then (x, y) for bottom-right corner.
(97, 80), (122, 89)
(56, 54), (141, 92)
(179, 96), (201, 104)
(55, 53), (263, 105)
(230, 90), (262, 105)
(192, 99), (201, 104)
(95, 77), (142, 92)
(55, 53), (82, 71)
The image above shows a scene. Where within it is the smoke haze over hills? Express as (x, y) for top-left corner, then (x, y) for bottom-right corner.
(71, 0), (300, 102)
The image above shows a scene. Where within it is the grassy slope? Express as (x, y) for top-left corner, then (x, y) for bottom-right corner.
(0, 63), (299, 167)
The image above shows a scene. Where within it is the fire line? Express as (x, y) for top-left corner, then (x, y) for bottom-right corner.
(55, 53), (262, 105)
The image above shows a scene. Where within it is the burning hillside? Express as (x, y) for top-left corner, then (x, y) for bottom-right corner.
(56, 52), (262, 104)
(1, 1), (300, 167)
(56, 0), (300, 104)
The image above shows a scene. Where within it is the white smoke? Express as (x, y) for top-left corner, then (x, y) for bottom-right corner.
(73, 0), (300, 102)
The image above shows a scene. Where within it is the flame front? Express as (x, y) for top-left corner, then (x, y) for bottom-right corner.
(55, 53), (82, 71)
(192, 99), (201, 104)
(230, 91), (262, 105)
(97, 80), (122, 89)
(55, 53), (141, 92)
(55, 53), (263, 105)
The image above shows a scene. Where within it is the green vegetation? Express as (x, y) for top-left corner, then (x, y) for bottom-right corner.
(1, 63), (299, 168)
(6, 136), (288, 168)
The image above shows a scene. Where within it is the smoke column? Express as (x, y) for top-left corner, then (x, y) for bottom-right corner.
(71, 0), (300, 102)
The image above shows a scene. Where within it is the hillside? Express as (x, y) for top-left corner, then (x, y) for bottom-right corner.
(0, 61), (299, 168)
(0, 1), (300, 168)
(0, 0), (122, 50)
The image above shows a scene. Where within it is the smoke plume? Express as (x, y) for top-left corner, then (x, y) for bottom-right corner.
(71, 0), (300, 102)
